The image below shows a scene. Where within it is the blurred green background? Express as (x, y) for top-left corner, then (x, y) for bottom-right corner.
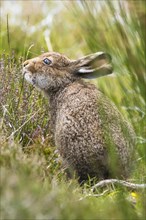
(0, 0), (146, 219)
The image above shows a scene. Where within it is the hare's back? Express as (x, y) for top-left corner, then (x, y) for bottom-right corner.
(55, 81), (135, 179)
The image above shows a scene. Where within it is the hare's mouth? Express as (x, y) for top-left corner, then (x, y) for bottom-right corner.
(22, 68), (30, 76)
(23, 71), (36, 86)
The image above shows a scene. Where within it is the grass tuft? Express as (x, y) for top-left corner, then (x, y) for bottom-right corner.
(0, 0), (146, 219)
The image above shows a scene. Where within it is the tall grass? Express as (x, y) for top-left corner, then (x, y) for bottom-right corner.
(0, 0), (146, 219)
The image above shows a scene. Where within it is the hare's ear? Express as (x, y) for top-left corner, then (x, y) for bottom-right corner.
(72, 52), (113, 79)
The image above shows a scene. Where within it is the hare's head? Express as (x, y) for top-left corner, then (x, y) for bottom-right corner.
(23, 51), (113, 91)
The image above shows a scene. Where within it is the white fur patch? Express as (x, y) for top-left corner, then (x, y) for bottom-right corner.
(36, 75), (50, 89)
(24, 72), (34, 85)
(78, 68), (94, 73)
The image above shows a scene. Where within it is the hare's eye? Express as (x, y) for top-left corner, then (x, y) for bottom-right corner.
(43, 58), (52, 65)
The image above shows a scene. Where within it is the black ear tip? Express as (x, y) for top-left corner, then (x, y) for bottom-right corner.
(95, 52), (112, 61)
(109, 65), (114, 74)
(106, 53), (112, 61)
(103, 52), (112, 61)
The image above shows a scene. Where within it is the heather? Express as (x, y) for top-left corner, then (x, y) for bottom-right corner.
(0, 1), (145, 219)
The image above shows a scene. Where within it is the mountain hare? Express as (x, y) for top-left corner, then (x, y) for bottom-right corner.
(23, 51), (135, 182)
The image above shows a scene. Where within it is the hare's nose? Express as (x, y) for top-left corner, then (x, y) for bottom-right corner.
(23, 60), (29, 67)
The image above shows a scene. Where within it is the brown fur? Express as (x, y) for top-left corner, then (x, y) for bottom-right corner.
(23, 51), (135, 182)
